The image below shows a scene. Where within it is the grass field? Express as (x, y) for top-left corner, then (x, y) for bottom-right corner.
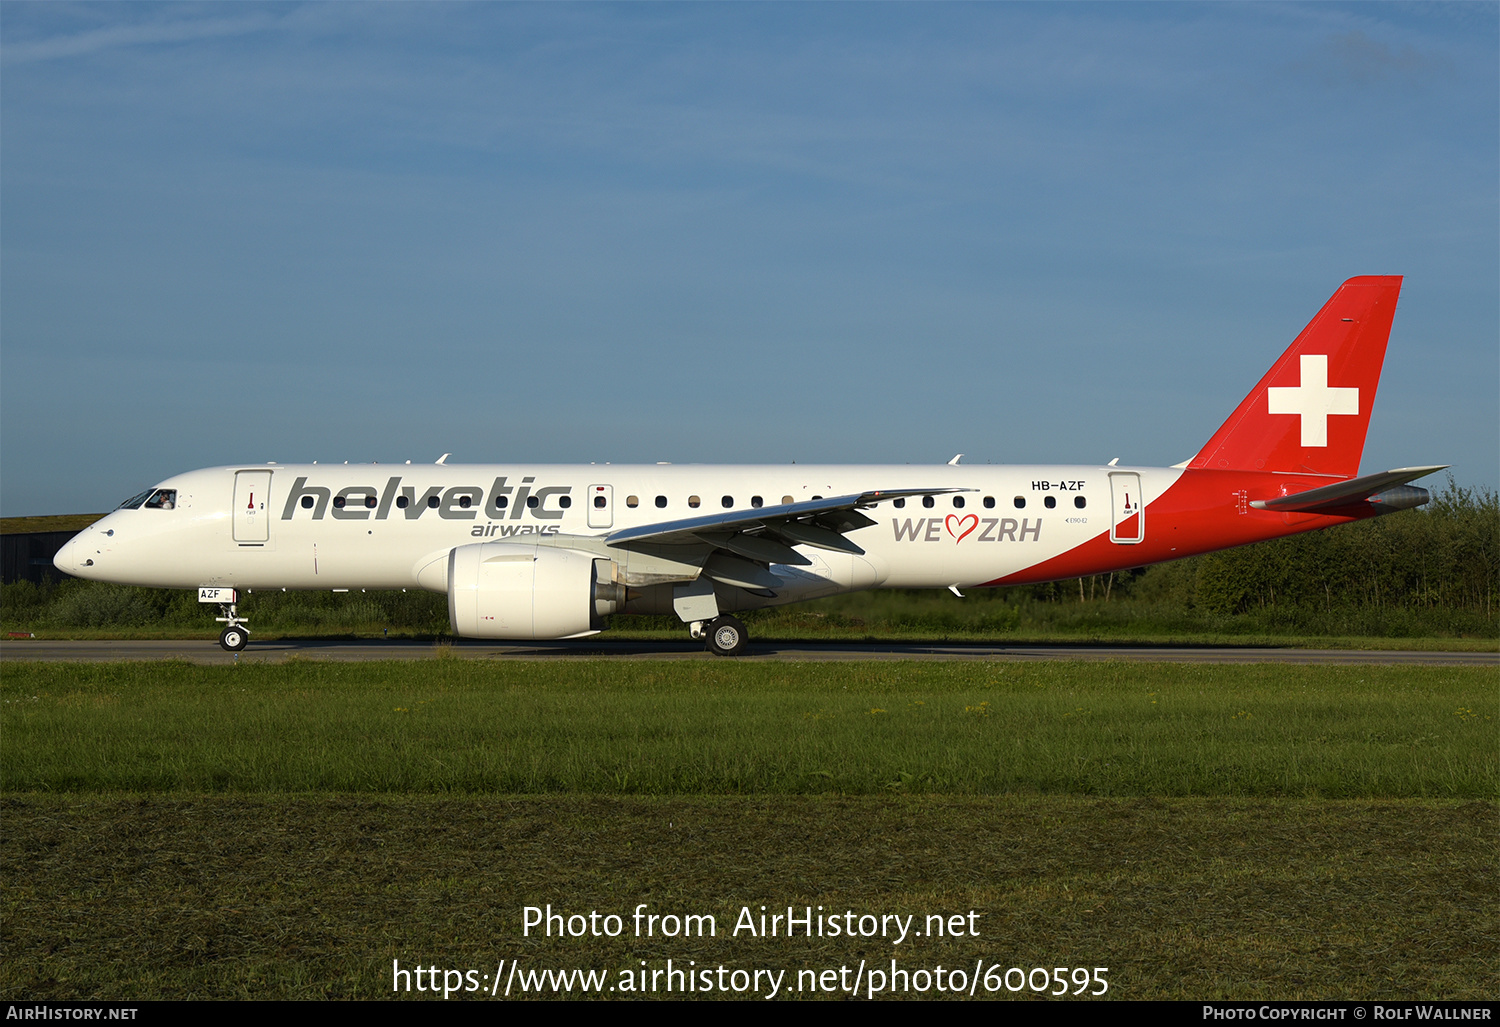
(3, 661), (1494, 796)
(2, 659), (1496, 1000)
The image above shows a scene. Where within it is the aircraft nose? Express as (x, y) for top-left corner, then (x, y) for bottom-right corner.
(53, 537), (78, 576)
(53, 535), (93, 577)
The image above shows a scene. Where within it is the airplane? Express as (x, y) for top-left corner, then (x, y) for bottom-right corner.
(54, 276), (1445, 655)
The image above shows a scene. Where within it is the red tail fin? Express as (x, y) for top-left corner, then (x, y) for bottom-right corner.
(1189, 276), (1402, 478)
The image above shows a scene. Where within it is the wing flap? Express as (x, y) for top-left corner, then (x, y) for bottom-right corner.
(770, 520), (865, 554)
(702, 552), (784, 589)
(697, 532), (812, 566)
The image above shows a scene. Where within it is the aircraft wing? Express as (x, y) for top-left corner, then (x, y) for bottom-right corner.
(604, 488), (966, 589)
(1250, 465), (1448, 514)
(607, 488), (965, 551)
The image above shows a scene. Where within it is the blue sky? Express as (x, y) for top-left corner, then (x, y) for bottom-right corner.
(3, 2), (1495, 516)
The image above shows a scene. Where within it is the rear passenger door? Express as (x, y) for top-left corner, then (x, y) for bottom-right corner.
(1109, 472), (1144, 544)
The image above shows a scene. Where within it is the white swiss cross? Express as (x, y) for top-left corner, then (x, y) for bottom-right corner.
(1266, 354), (1359, 448)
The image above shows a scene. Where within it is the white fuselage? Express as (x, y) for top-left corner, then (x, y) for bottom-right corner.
(55, 462), (1180, 610)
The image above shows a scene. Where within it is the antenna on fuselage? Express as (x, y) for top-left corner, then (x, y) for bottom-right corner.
(436, 454), (450, 465)
(948, 454), (963, 465)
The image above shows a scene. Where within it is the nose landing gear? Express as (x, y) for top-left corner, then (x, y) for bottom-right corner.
(219, 624), (249, 652)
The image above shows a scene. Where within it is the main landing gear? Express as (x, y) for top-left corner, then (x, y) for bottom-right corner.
(702, 615), (747, 657)
(676, 580), (748, 656)
(216, 602), (250, 652)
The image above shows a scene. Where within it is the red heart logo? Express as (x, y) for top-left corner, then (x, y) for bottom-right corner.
(945, 514), (978, 543)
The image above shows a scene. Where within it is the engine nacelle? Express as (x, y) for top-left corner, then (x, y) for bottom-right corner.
(447, 543), (624, 639)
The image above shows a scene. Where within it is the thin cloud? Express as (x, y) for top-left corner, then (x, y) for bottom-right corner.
(2, 14), (274, 64)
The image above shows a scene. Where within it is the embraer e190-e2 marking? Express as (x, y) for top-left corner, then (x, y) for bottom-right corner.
(55, 277), (1446, 655)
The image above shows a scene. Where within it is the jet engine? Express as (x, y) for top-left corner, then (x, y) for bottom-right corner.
(447, 543), (625, 639)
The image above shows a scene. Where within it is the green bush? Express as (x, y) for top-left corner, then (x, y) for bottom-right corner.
(49, 583), (160, 628)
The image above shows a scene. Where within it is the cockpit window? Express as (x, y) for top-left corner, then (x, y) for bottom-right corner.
(117, 489), (155, 510)
(144, 489), (177, 510)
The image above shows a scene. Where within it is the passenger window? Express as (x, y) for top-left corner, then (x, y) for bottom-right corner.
(983, 496), (995, 509)
(893, 498), (905, 509)
(721, 496), (733, 508)
(594, 496), (607, 509)
(1013, 497), (1026, 509)
(301, 495), (315, 509)
(333, 496), (346, 509)
(396, 496), (409, 509)
(526, 496), (539, 508)
(751, 496), (763, 508)
(559, 495), (571, 509)
(1044, 496), (1056, 509)
(428, 495), (440, 509)
(782, 495), (794, 505)
(952, 496), (965, 509)
(922, 496), (935, 509)
(627, 495), (639, 508)
(656, 496), (667, 508)
(1075, 496), (1087, 509)
(365, 495), (378, 509)
(495, 496), (508, 509)
(688, 495), (701, 508)
(460, 495), (473, 509)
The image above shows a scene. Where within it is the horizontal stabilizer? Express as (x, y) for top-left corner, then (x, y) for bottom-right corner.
(1250, 465), (1447, 514)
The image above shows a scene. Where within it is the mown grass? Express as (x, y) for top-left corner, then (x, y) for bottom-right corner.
(3, 659), (1495, 1001)
(2, 794), (1494, 1000)
(3, 661), (1494, 796)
